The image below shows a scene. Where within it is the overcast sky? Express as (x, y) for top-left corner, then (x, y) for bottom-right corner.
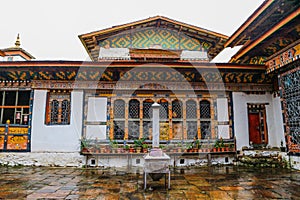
(0, 0), (264, 61)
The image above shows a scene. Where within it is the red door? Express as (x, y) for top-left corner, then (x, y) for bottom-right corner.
(248, 113), (261, 144)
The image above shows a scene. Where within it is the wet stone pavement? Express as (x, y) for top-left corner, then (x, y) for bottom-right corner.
(0, 166), (299, 200)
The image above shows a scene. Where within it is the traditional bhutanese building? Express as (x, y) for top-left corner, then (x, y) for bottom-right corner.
(225, 0), (300, 168)
(0, 2), (298, 169)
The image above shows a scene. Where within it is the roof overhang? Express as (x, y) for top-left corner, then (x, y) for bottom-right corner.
(230, 9), (300, 62)
(1, 47), (35, 60)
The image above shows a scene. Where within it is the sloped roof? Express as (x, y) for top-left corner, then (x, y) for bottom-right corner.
(225, 0), (300, 64)
(1, 47), (35, 60)
(79, 16), (228, 61)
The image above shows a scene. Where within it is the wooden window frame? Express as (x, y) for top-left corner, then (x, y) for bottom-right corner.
(45, 90), (71, 125)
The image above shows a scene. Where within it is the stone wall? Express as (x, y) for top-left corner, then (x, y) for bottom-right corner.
(237, 150), (290, 168)
(0, 152), (85, 167)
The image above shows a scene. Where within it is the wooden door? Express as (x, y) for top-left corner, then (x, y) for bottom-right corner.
(248, 113), (261, 144)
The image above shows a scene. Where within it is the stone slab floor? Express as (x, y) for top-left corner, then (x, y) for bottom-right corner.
(0, 166), (299, 199)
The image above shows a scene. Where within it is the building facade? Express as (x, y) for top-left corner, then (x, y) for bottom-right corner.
(0, 1), (299, 169)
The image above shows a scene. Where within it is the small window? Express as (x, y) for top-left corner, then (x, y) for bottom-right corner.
(7, 56), (13, 61)
(45, 90), (71, 125)
(0, 90), (31, 124)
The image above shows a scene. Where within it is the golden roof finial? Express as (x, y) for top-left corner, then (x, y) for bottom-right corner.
(15, 33), (21, 47)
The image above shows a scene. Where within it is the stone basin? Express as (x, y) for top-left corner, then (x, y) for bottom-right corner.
(144, 148), (170, 181)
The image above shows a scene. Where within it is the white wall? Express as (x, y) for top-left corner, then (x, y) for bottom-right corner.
(31, 90), (83, 152)
(217, 98), (230, 139)
(232, 92), (284, 150)
(86, 97), (107, 140)
(2, 55), (26, 61)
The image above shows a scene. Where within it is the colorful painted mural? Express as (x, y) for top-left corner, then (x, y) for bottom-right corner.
(266, 43), (300, 73)
(99, 28), (211, 51)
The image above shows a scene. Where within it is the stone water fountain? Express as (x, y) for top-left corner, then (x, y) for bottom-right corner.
(143, 102), (171, 190)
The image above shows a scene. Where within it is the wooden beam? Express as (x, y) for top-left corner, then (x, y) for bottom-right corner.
(231, 8), (300, 61)
(225, 0), (273, 47)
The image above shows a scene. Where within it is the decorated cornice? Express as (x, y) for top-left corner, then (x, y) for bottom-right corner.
(30, 80), (273, 92)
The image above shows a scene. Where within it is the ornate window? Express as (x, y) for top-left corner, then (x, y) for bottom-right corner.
(113, 99), (125, 139)
(114, 99), (125, 119)
(200, 100), (211, 139)
(158, 99), (169, 120)
(129, 99), (139, 119)
(143, 99), (154, 139)
(143, 99), (153, 119)
(172, 100), (182, 119)
(128, 99), (140, 139)
(281, 70), (300, 153)
(45, 90), (71, 125)
(186, 100), (197, 139)
(200, 100), (211, 119)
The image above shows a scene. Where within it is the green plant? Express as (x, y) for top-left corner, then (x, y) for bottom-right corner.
(80, 138), (92, 148)
(185, 142), (193, 150)
(214, 140), (220, 148)
(194, 139), (201, 149)
(142, 143), (149, 149)
(109, 139), (118, 148)
(219, 138), (225, 148)
(134, 138), (146, 148)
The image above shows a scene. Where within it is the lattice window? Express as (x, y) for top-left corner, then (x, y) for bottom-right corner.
(200, 121), (211, 139)
(46, 91), (71, 125)
(50, 100), (59, 124)
(129, 99), (140, 119)
(128, 121), (140, 139)
(187, 121), (197, 139)
(114, 99), (125, 119)
(159, 99), (169, 119)
(143, 100), (153, 119)
(186, 100), (197, 119)
(281, 70), (300, 153)
(113, 121), (125, 140)
(200, 100), (211, 119)
(143, 121), (152, 139)
(172, 100), (182, 119)
(61, 100), (70, 124)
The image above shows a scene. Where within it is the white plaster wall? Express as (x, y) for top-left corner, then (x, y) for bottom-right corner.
(217, 98), (230, 139)
(86, 97), (107, 140)
(270, 96), (285, 147)
(2, 55), (26, 61)
(31, 90), (83, 152)
(232, 92), (284, 150)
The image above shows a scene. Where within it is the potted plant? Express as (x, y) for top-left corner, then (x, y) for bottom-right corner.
(193, 139), (200, 152)
(142, 143), (149, 153)
(219, 138), (225, 152)
(185, 142), (193, 153)
(109, 139), (119, 153)
(213, 140), (220, 152)
(129, 145), (135, 153)
(80, 138), (91, 153)
(134, 138), (146, 153)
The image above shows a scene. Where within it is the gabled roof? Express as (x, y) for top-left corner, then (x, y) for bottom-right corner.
(79, 16), (228, 61)
(225, 0), (300, 64)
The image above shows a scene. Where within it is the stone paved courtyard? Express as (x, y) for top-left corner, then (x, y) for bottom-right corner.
(0, 166), (299, 199)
